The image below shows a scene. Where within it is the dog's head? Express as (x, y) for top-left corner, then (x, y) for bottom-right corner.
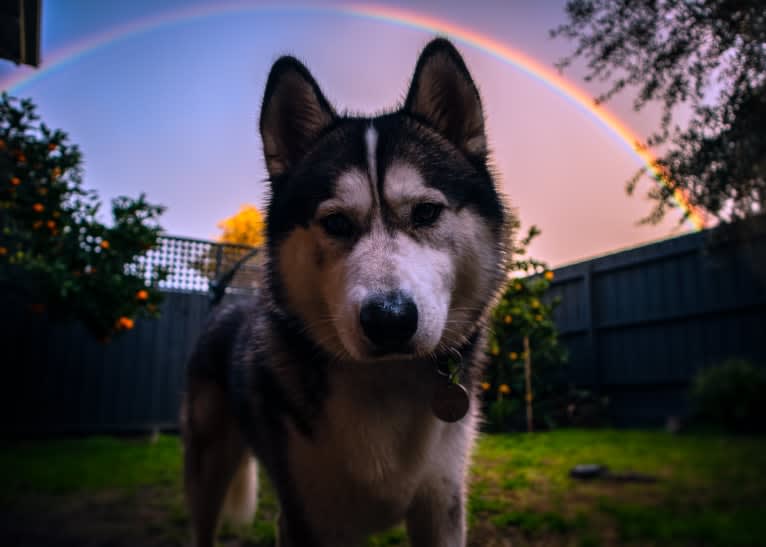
(260, 38), (509, 362)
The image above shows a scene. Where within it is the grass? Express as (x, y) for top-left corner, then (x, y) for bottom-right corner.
(0, 435), (179, 495)
(1, 430), (765, 546)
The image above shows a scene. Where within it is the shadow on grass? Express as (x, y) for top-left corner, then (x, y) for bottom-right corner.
(1, 430), (764, 546)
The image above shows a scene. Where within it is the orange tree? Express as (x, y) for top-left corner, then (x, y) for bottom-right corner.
(482, 224), (568, 431)
(0, 94), (166, 340)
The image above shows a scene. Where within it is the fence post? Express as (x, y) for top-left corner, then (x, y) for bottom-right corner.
(583, 263), (601, 395)
(214, 244), (223, 280)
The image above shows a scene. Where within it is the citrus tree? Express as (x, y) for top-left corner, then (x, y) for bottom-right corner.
(0, 93), (166, 340)
(483, 224), (568, 431)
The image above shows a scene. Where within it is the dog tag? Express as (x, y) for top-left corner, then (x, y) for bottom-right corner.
(432, 382), (470, 423)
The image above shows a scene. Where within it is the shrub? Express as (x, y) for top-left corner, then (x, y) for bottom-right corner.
(191, 203), (264, 286)
(482, 224), (568, 431)
(0, 93), (166, 340)
(690, 359), (766, 433)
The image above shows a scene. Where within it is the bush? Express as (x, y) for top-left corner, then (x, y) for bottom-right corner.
(190, 203), (265, 285)
(482, 224), (569, 432)
(690, 359), (766, 433)
(0, 93), (166, 340)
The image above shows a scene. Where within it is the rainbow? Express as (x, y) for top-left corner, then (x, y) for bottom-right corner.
(0, 2), (707, 229)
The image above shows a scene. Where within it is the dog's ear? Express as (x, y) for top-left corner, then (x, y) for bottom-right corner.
(259, 57), (336, 178)
(404, 38), (486, 159)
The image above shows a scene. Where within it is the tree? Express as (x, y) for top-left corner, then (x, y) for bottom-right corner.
(482, 224), (568, 431)
(0, 94), (166, 340)
(191, 204), (264, 289)
(552, 0), (766, 224)
(215, 204), (265, 247)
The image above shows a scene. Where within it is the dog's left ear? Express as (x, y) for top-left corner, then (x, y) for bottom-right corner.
(260, 56), (337, 178)
(404, 38), (486, 159)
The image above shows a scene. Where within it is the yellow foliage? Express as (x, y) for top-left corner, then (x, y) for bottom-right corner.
(216, 204), (265, 247)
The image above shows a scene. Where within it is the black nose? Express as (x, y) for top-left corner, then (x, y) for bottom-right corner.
(359, 291), (418, 352)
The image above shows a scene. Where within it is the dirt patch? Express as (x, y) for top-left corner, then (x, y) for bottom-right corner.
(0, 487), (187, 547)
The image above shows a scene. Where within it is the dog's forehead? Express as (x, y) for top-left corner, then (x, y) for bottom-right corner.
(328, 165), (442, 214)
(334, 169), (374, 210)
(325, 124), (445, 213)
(383, 163), (446, 205)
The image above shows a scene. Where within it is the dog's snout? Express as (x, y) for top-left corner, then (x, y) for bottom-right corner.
(359, 291), (418, 352)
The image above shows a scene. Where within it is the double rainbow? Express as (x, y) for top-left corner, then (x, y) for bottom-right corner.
(0, 2), (707, 229)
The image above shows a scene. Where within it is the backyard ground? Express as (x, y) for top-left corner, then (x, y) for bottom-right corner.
(1, 430), (764, 546)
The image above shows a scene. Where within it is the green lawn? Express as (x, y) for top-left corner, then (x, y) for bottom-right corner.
(1, 430), (765, 546)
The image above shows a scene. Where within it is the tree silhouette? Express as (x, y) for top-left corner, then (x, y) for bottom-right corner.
(552, 0), (766, 224)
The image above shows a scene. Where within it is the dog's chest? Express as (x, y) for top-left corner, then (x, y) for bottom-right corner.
(285, 366), (448, 535)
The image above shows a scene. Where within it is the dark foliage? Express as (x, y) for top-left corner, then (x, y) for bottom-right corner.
(0, 94), (166, 339)
(690, 358), (766, 433)
(552, 0), (766, 224)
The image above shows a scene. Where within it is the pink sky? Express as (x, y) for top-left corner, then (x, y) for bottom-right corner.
(0, 0), (697, 267)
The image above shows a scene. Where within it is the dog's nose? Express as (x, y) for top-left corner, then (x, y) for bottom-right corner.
(359, 291), (418, 352)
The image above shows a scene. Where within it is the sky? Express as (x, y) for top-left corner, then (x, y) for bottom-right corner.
(0, 0), (701, 267)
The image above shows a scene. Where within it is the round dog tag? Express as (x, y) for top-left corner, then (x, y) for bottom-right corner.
(432, 383), (470, 423)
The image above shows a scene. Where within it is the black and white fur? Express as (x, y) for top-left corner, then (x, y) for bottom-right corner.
(181, 38), (511, 547)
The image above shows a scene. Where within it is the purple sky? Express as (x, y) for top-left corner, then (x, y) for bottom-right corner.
(0, 0), (695, 267)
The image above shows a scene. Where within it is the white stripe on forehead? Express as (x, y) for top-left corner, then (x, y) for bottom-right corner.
(365, 125), (378, 185)
(364, 124), (380, 209)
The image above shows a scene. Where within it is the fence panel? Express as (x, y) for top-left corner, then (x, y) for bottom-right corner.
(0, 235), (259, 435)
(545, 217), (766, 425)
(2, 222), (765, 433)
(0, 291), (218, 433)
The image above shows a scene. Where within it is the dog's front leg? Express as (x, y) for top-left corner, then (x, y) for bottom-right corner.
(276, 510), (317, 547)
(405, 478), (466, 547)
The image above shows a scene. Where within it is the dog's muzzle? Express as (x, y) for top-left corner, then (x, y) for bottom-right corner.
(359, 290), (418, 354)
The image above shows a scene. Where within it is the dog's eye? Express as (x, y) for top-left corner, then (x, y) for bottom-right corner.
(412, 203), (444, 227)
(320, 213), (355, 238)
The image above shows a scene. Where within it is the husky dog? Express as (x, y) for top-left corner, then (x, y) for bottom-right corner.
(181, 38), (510, 547)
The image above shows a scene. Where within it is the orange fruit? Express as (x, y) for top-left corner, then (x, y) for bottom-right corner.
(117, 316), (134, 330)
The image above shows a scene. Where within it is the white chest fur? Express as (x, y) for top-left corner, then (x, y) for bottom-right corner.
(284, 363), (475, 543)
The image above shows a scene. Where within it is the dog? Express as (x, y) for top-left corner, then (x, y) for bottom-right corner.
(181, 37), (511, 547)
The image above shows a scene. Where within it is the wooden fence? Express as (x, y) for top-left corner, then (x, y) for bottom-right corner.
(546, 217), (766, 425)
(0, 291), (217, 434)
(1, 220), (765, 433)
(0, 235), (258, 435)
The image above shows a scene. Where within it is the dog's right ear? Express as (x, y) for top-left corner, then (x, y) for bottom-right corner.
(259, 57), (336, 179)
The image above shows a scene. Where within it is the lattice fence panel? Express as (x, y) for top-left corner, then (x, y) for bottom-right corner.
(134, 236), (261, 293)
